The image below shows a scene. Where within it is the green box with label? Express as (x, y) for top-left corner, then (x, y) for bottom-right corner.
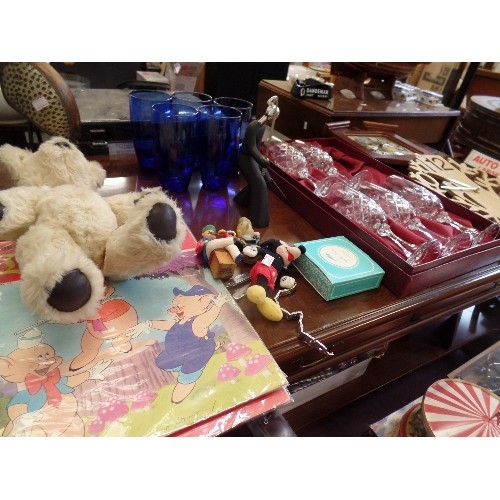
(294, 236), (385, 300)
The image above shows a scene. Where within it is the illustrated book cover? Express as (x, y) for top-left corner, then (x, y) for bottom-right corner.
(0, 241), (19, 284)
(0, 243), (289, 437)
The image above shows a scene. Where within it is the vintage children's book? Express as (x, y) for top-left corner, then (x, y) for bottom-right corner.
(0, 241), (19, 284)
(173, 386), (291, 437)
(0, 237), (289, 437)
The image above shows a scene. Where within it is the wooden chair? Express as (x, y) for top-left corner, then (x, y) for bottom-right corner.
(0, 85), (37, 148)
(0, 62), (81, 149)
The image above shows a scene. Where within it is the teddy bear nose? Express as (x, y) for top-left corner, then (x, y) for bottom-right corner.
(146, 202), (177, 242)
(47, 269), (92, 312)
(54, 141), (71, 149)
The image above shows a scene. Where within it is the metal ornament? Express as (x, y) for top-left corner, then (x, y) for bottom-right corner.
(273, 287), (336, 358)
(226, 273), (336, 357)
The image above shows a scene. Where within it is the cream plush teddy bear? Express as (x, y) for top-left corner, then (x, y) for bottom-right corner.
(0, 136), (186, 324)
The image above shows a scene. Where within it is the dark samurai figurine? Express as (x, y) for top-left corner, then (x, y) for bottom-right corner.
(233, 96), (280, 228)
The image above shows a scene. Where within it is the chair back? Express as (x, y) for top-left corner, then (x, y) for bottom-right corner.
(0, 62), (81, 141)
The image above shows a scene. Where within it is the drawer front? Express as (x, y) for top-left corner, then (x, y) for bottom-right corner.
(276, 313), (414, 381)
(410, 281), (500, 323)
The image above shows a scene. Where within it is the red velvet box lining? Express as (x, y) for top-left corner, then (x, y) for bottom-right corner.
(267, 138), (500, 297)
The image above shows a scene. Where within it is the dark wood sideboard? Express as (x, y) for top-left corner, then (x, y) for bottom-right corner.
(256, 79), (461, 148)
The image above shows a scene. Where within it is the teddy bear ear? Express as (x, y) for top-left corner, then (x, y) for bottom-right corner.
(88, 160), (107, 189)
(0, 143), (31, 186)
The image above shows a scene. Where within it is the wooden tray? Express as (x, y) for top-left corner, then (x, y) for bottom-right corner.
(409, 154), (500, 223)
(328, 126), (438, 166)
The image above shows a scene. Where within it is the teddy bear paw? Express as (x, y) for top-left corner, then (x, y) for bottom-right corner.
(146, 202), (178, 242)
(47, 269), (92, 312)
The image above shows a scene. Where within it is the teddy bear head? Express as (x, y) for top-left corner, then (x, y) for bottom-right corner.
(0, 136), (106, 190)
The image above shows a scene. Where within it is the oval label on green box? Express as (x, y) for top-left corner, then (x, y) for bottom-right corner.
(319, 245), (358, 269)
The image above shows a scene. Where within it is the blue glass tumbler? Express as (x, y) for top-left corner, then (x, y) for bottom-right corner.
(213, 97), (253, 150)
(129, 90), (171, 170)
(197, 105), (242, 190)
(152, 102), (198, 193)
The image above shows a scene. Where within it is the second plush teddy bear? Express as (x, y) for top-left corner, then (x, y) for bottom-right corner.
(0, 136), (186, 324)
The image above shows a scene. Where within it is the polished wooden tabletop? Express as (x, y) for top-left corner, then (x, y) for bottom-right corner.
(130, 166), (500, 384)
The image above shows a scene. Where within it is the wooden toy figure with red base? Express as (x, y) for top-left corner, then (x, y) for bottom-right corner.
(243, 238), (306, 321)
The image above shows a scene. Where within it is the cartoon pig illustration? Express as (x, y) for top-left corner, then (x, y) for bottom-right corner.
(0, 328), (110, 437)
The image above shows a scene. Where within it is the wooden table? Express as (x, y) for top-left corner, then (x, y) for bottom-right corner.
(257, 79), (461, 148)
(136, 167), (500, 429)
(2, 152), (499, 431)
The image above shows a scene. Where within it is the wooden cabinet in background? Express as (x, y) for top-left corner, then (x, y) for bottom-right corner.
(464, 68), (500, 104)
(257, 79), (461, 148)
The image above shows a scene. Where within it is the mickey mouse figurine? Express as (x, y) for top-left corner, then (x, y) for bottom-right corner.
(243, 238), (306, 321)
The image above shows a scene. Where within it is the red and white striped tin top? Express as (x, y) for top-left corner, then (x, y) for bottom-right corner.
(422, 378), (500, 437)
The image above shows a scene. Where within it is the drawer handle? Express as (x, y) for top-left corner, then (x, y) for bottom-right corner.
(295, 355), (332, 370)
(294, 340), (346, 369)
(299, 328), (338, 358)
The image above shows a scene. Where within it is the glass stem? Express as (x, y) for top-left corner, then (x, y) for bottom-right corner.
(376, 223), (413, 258)
(437, 212), (474, 233)
(388, 232), (416, 255)
(411, 220), (443, 243)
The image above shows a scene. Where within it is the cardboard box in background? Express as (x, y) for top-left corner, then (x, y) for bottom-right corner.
(136, 71), (170, 85)
(464, 149), (500, 177)
(408, 62), (462, 98)
(162, 62), (205, 93)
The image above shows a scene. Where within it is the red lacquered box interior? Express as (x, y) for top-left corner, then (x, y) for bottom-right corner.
(267, 137), (500, 297)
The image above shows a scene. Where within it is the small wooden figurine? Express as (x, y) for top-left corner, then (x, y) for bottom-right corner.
(195, 224), (243, 279)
